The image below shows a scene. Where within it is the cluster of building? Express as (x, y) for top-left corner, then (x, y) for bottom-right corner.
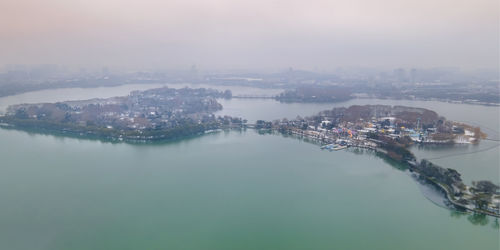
(262, 105), (480, 149)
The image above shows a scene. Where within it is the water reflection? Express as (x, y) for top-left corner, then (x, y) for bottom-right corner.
(447, 210), (498, 228)
(450, 210), (467, 219)
(467, 213), (490, 226)
(492, 218), (499, 229)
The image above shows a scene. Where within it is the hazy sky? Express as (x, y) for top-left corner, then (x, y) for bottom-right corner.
(0, 0), (498, 70)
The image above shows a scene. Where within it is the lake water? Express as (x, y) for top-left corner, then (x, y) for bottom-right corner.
(0, 84), (498, 249)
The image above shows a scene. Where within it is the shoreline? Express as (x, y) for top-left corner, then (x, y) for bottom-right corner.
(0, 120), (245, 144)
(266, 127), (500, 218)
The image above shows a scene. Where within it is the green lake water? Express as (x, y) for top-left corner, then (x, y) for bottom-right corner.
(0, 84), (498, 249)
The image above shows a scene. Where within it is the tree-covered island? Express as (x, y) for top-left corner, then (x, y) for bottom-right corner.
(0, 87), (243, 142)
(275, 86), (353, 103)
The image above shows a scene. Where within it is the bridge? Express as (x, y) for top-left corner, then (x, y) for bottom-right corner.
(232, 95), (275, 99)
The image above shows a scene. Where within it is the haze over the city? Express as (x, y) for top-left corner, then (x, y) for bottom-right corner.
(0, 1), (500, 249)
(1, 0), (498, 70)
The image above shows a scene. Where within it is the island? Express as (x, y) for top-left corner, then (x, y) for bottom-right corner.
(275, 86), (353, 103)
(0, 87), (242, 142)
